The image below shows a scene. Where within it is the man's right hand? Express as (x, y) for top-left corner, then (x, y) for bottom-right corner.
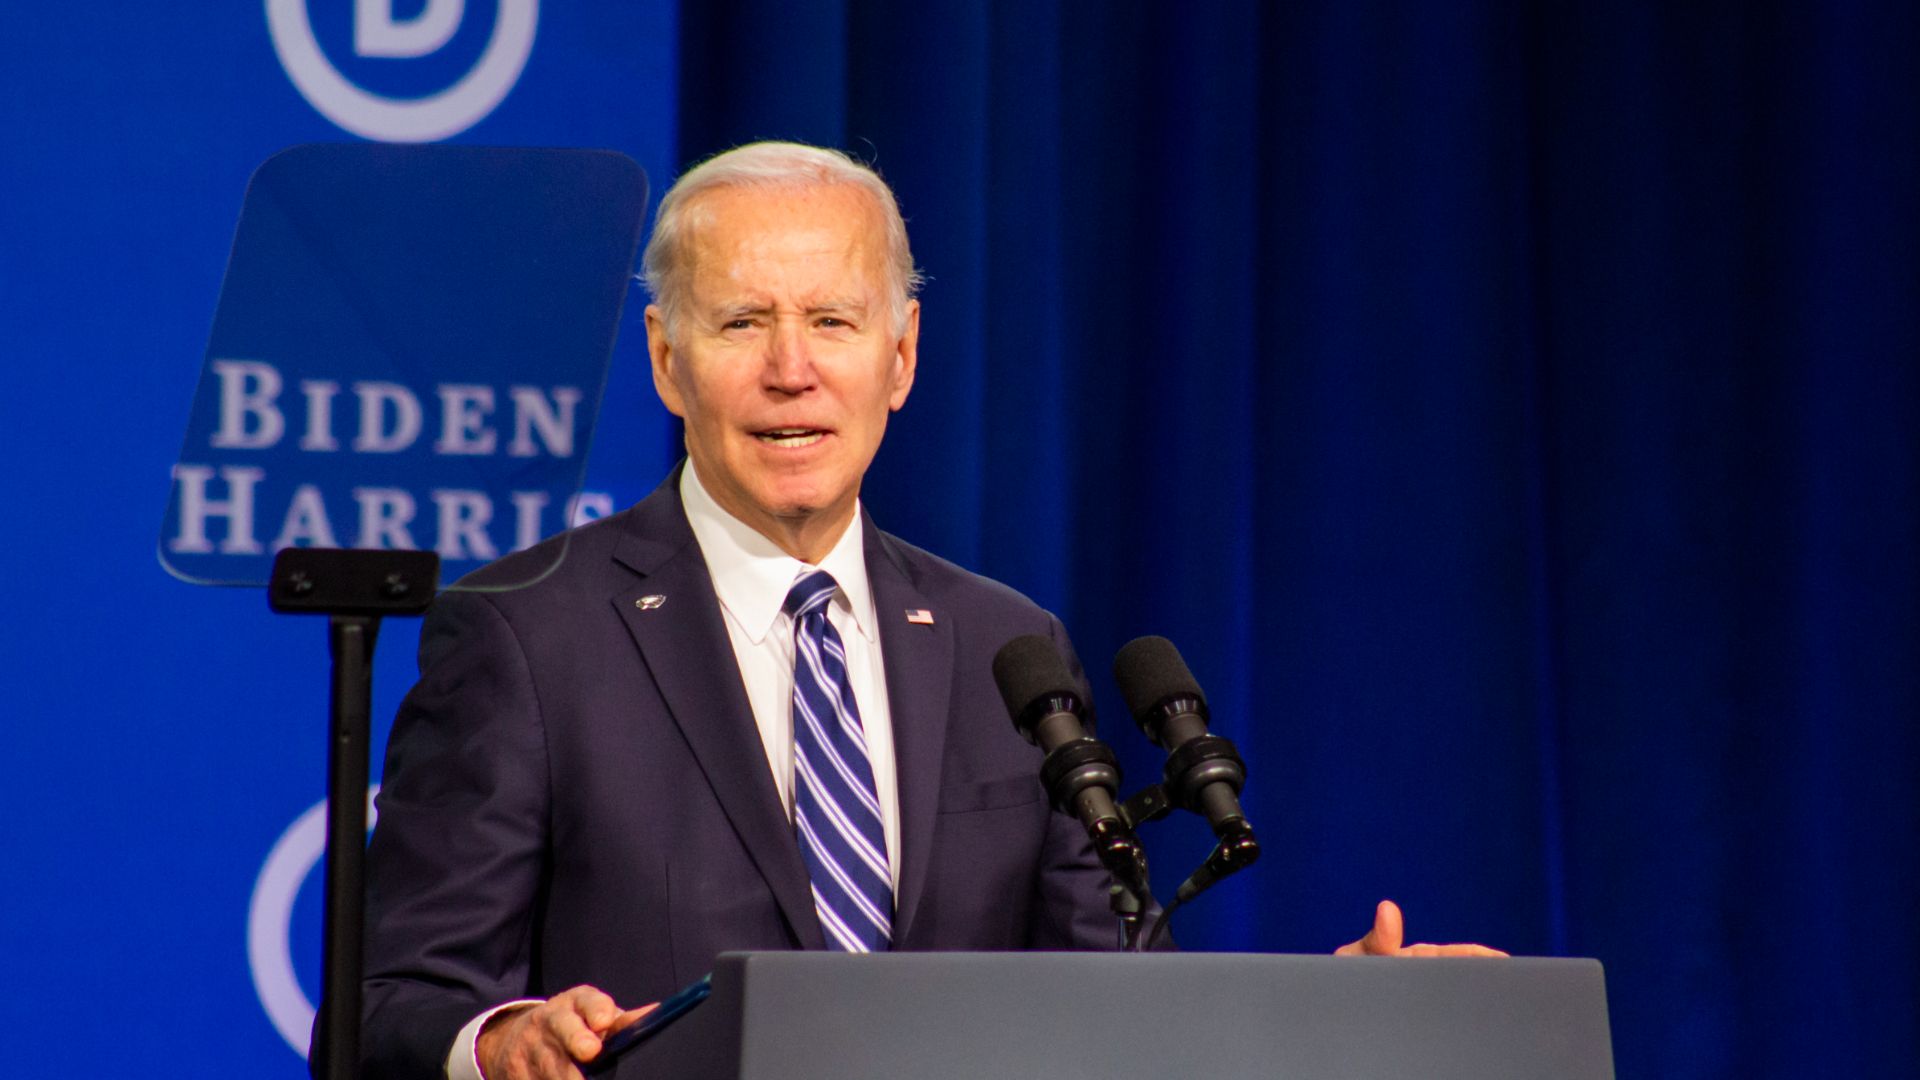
(476, 985), (656, 1080)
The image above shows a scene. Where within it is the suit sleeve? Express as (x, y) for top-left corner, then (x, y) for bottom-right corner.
(347, 589), (555, 1079)
(1023, 613), (1128, 950)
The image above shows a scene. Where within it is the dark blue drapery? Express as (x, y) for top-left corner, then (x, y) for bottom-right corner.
(673, 3), (1919, 1075)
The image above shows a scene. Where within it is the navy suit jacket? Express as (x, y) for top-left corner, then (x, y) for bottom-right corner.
(355, 473), (1113, 1077)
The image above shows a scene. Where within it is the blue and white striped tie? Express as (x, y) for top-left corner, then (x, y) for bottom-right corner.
(785, 569), (893, 952)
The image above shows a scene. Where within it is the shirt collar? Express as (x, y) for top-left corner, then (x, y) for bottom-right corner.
(680, 460), (876, 646)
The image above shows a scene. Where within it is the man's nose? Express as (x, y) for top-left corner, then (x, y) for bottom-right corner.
(764, 319), (815, 393)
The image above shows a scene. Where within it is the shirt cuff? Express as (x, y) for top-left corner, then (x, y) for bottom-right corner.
(445, 1000), (543, 1080)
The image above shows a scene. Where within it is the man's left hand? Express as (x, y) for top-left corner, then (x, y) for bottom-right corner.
(1334, 899), (1509, 958)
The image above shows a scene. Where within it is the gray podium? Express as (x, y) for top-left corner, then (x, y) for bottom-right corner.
(616, 951), (1614, 1080)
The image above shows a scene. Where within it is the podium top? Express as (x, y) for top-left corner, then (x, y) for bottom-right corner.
(626, 951), (1614, 1080)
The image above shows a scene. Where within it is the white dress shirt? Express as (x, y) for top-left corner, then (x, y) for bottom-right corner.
(445, 462), (901, 1079)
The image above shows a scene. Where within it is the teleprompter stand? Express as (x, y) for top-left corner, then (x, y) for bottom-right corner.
(269, 547), (439, 1080)
(159, 142), (647, 1077)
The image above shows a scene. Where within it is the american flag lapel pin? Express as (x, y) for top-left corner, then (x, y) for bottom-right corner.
(905, 608), (935, 625)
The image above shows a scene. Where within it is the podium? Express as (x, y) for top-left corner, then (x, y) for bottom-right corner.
(619, 951), (1614, 1079)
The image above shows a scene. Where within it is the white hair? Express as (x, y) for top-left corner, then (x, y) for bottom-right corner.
(640, 141), (924, 337)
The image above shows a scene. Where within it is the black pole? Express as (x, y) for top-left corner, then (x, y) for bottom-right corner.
(319, 615), (378, 1080)
(269, 547), (437, 1079)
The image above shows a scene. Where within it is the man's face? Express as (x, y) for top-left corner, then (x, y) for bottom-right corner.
(645, 183), (918, 556)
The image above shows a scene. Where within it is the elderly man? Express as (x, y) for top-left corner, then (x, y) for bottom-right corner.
(351, 141), (1497, 1080)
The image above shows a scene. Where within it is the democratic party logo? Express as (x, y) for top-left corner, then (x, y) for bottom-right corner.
(266, 0), (539, 142)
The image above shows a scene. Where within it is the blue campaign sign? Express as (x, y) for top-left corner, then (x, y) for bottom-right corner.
(4, 5), (677, 1075)
(161, 144), (648, 589)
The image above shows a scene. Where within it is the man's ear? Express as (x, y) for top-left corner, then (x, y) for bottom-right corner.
(645, 305), (687, 418)
(888, 299), (920, 412)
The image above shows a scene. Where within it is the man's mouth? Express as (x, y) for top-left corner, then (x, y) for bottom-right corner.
(754, 427), (829, 448)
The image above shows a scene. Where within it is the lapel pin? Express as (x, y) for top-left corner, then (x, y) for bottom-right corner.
(636, 595), (666, 610)
(905, 608), (934, 625)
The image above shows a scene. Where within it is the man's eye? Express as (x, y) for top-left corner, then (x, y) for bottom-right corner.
(723, 318), (755, 331)
(818, 317), (848, 329)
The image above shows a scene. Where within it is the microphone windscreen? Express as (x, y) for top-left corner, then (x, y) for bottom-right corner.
(992, 634), (1079, 718)
(1112, 635), (1206, 719)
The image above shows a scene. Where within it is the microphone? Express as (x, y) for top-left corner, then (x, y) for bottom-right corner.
(1112, 636), (1259, 902)
(992, 635), (1144, 887)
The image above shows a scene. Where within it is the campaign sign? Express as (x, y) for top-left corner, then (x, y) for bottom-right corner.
(161, 143), (648, 590)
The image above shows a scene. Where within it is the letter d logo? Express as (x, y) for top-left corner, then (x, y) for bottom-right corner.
(266, 0), (539, 143)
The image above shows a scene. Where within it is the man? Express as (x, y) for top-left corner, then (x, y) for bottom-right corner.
(351, 141), (1499, 1080)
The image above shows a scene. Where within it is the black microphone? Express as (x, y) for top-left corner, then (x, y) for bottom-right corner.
(1113, 636), (1258, 902)
(992, 635), (1144, 886)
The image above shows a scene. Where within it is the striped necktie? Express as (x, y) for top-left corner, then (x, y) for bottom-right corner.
(785, 569), (893, 952)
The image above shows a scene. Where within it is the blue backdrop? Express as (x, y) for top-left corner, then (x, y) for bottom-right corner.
(4, 3), (1915, 1077)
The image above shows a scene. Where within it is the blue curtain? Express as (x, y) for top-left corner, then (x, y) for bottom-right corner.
(672, 2), (1919, 1075)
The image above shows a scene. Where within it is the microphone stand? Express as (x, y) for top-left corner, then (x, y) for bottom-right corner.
(1083, 817), (1154, 950)
(1115, 783), (1260, 950)
(269, 547), (438, 1080)
(1111, 786), (1165, 950)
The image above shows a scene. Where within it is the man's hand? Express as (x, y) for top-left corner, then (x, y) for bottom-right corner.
(476, 985), (657, 1080)
(1334, 899), (1509, 958)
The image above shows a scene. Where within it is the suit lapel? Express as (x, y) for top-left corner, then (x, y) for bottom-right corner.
(866, 522), (953, 945)
(610, 481), (823, 949)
